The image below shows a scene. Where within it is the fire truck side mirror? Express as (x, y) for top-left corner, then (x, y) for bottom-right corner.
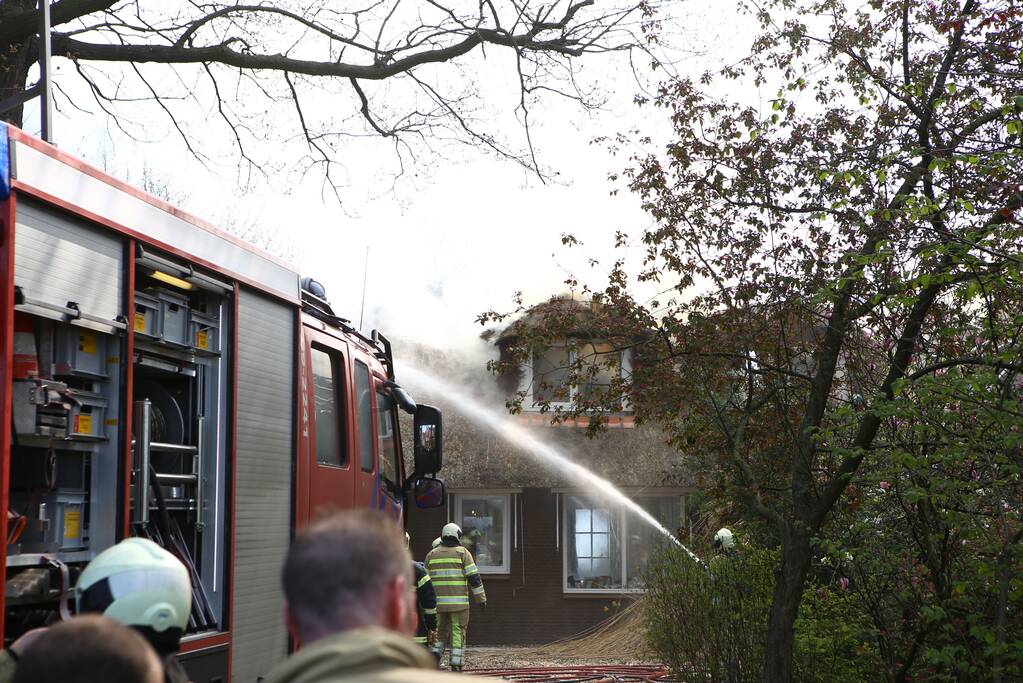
(413, 477), (446, 509)
(413, 404), (443, 475)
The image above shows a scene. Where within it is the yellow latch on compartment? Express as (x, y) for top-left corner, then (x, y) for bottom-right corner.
(64, 510), (81, 539)
(78, 331), (97, 354)
(134, 312), (147, 332)
(196, 330), (209, 350)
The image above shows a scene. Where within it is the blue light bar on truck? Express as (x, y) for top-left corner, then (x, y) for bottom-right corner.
(0, 123), (9, 200)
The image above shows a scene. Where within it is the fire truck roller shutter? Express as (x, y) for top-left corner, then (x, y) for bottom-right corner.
(13, 198), (124, 326)
(231, 288), (295, 682)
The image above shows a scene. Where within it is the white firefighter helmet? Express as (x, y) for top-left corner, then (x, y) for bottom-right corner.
(431, 537), (442, 549)
(441, 522), (462, 541)
(75, 538), (192, 635)
(713, 527), (735, 550)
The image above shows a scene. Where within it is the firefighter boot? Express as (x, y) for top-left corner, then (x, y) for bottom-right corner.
(431, 639), (446, 668)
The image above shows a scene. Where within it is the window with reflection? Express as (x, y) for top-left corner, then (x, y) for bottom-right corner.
(455, 494), (510, 573)
(376, 392), (401, 490)
(355, 361), (374, 472)
(564, 494), (681, 592)
(311, 346), (345, 466)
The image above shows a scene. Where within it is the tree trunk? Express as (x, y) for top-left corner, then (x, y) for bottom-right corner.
(763, 527), (812, 682)
(0, 36), (33, 129)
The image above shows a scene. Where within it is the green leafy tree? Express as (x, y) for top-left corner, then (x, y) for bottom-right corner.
(484, 1), (1023, 679)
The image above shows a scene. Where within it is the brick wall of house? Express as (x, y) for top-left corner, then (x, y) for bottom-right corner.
(408, 487), (637, 646)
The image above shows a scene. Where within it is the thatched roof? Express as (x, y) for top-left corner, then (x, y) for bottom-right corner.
(493, 295), (600, 346)
(393, 341), (690, 490)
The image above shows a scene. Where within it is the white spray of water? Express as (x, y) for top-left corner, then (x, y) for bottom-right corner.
(400, 364), (705, 566)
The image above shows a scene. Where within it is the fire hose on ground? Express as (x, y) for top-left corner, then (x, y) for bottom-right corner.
(467, 665), (679, 682)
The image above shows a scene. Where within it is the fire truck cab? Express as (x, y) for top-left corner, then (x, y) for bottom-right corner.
(0, 124), (445, 682)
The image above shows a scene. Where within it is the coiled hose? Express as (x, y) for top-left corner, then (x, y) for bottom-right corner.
(468, 665), (678, 682)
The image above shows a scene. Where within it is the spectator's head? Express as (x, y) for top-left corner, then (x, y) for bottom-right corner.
(75, 537), (192, 655)
(282, 510), (415, 645)
(12, 615), (163, 683)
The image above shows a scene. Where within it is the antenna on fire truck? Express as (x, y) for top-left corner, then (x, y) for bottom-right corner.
(359, 246), (370, 331)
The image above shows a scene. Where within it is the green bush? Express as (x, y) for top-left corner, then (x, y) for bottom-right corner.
(643, 546), (776, 683)
(793, 587), (880, 682)
(645, 547), (881, 682)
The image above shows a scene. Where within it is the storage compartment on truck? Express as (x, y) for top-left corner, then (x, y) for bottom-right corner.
(66, 390), (108, 440)
(10, 490), (88, 553)
(188, 310), (219, 353)
(158, 290), (190, 346)
(53, 325), (108, 378)
(134, 291), (160, 338)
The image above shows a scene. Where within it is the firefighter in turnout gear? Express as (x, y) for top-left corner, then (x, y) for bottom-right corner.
(75, 538), (193, 683)
(425, 523), (486, 671)
(407, 534), (439, 654)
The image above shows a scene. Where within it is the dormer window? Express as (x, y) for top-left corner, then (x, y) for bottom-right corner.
(523, 342), (631, 412)
(532, 344), (572, 404)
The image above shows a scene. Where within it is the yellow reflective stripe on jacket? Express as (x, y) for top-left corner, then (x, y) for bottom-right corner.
(417, 573), (432, 589)
(426, 544), (485, 612)
(428, 568), (463, 578)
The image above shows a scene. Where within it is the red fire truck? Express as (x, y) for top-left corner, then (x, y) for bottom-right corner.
(0, 123), (445, 682)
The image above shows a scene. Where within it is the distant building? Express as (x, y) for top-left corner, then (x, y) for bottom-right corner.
(403, 297), (695, 645)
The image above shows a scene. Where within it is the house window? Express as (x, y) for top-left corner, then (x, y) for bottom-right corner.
(563, 493), (681, 592)
(526, 344), (630, 410)
(578, 342), (620, 402)
(454, 493), (511, 574)
(532, 345), (572, 404)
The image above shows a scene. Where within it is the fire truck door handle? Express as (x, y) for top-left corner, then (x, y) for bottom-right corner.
(132, 400), (152, 525)
(195, 416), (205, 531)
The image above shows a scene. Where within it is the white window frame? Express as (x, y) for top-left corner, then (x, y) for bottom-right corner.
(561, 491), (682, 595)
(453, 491), (512, 574)
(521, 344), (633, 412)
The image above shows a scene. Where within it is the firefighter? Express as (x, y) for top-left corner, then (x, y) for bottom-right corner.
(407, 533), (439, 655)
(75, 538), (193, 683)
(710, 527), (740, 567)
(712, 527), (735, 553)
(425, 523), (486, 671)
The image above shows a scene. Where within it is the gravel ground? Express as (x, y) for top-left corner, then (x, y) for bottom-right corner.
(464, 646), (658, 671)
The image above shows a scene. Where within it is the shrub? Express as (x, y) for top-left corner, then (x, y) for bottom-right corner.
(794, 586), (880, 682)
(645, 546), (881, 682)
(643, 546), (776, 683)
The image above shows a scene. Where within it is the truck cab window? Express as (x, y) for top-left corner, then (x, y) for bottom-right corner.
(376, 392), (400, 492)
(355, 361), (375, 472)
(311, 346), (346, 467)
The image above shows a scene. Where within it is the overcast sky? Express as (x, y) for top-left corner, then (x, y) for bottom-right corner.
(24, 1), (755, 356)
